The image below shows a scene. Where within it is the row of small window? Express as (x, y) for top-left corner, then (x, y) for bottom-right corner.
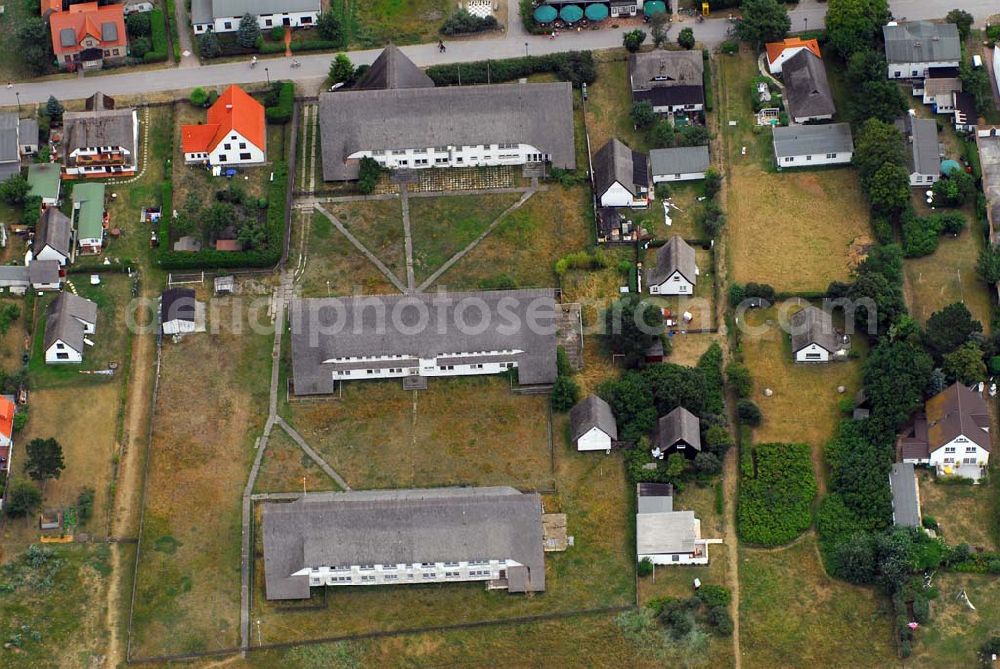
(943, 446), (978, 454)
(373, 144), (517, 156)
(222, 142), (249, 151)
(942, 458), (978, 465)
(317, 560), (491, 573)
(216, 153), (255, 163)
(782, 153), (839, 163)
(221, 15), (313, 30)
(339, 362), (512, 376)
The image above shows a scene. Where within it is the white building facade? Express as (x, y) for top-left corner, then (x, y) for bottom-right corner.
(576, 426), (613, 452)
(300, 558), (519, 590)
(353, 143), (548, 171)
(648, 270), (694, 296)
(776, 150), (852, 168)
(45, 339), (83, 364)
(185, 129), (266, 166)
(327, 352), (519, 382)
(193, 9), (318, 35)
(794, 342), (832, 363)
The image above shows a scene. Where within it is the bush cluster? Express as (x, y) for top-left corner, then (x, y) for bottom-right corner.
(264, 81), (294, 125)
(901, 211), (967, 257)
(440, 8), (498, 35)
(737, 442), (817, 546)
(426, 52), (596, 88)
(143, 9), (169, 63)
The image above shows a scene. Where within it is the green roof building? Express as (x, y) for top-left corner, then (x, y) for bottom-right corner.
(72, 182), (105, 254)
(26, 163), (61, 206)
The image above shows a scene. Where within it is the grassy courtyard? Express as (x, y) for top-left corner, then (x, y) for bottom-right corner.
(285, 376), (554, 491)
(295, 211), (399, 297)
(909, 572), (1000, 667)
(325, 199), (407, 283)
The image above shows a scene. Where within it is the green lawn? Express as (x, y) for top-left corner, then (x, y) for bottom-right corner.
(0, 544), (112, 669)
(335, 0), (448, 47)
(324, 199), (406, 284)
(740, 535), (896, 668)
(909, 572), (1000, 667)
(408, 193), (521, 284)
(296, 211), (399, 297)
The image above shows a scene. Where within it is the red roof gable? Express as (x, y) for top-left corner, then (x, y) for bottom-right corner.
(0, 396), (14, 442)
(181, 85), (266, 155)
(765, 38), (822, 66)
(49, 2), (127, 56)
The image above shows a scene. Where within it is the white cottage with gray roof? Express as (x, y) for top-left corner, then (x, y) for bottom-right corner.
(650, 146), (710, 182)
(262, 486), (545, 600)
(896, 113), (941, 186)
(191, 0), (320, 34)
(883, 21), (961, 80)
(569, 394), (618, 452)
(593, 138), (649, 208)
(44, 292), (97, 364)
(289, 289), (559, 394)
(790, 305), (844, 363)
(772, 123), (854, 168)
(636, 483), (718, 565)
(646, 235), (697, 295)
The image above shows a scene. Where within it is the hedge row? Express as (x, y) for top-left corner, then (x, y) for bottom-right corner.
(702, 49), (713, 112)
(165, 0), (180, 62)
(157, 162), (288, 269)
(259, 39), (344, 55)
(143, 9), (168, 63)
(737, 442), (817, 546)
(265, 82), (294, 125)
(425, 51), (596, 88)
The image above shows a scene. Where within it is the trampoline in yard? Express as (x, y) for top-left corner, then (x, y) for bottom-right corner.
(644, 0), (666, 16)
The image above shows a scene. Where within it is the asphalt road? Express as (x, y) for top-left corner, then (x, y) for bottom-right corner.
(0, 0), (994, 105)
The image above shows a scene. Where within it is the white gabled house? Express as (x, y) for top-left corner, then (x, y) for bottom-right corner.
(883, 21), (961, 80)
(161, 287), (201, 336)
(790, 306), (847, 363)
(650, 146), (710, 183)
(765, 37), (822, 75)
(897, 383), (991, 482)
(646, 235), (697, 296)
(592, 139), (649, 208)
(44, 292), (97, 364)
(181, 85), (266, 167)
(32, 208), (74, 266)
(772, 123), (854, 168)
(569, 394), (618, 452)
(896, 113), (941, 187)
(191, 0), (320, 34)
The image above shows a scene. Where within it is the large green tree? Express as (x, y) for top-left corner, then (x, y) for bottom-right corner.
(862, 338), (933, 441)
(848, 271), (906, 338)
(5, 480), (42, 518)
(598, 372), (657, 443)
(866, 163), (911, 216)
(25, 437), (65, 485)
(943, 341), (987, 385)
(946, 9), (974, 41)
(850, 80), (907, 125)
(316, 10), (343, 43)
(237, 13), (261, 49)
(923, 302), (982, 360)
(0, 174), (30, 206)
(16, 18), (54, 76)
(735, 0), (789, 48)
(825, 0), (892, 59)
(605, 294), (664, 369)
(853, 119), (905, 184)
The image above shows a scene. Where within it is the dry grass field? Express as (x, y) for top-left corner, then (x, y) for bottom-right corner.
(717, 52), (871, 292)
(916, 469), (998, 551)
(325, 199), (406, 283)
(0, 298), (29, 372)
(285, 376), (553, 490)
(130, 298), (273, 657)
(903, 217), (992, 329)
(907, 572), (1000, 668)
(251, 422), (633, 646)
(253, 427), (336, 495)
(740, 304), (865, 488)
(585, 57), (649, 153)
(408, 193), (522, 283)
(727, 167), (871, 292)
(296, 211), (399, 297)
(739, 534), (896, 668)
(434, 185), (592, 291)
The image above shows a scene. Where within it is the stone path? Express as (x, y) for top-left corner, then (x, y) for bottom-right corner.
(173, 0), (199, 69)
(238, 269), (350, 653)
(312, 203), (409, 293)
(400, 185), (416, 291)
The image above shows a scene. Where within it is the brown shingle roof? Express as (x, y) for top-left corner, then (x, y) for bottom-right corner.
(925, 383), (990, 453)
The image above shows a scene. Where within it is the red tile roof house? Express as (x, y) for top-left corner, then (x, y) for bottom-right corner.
(0, 396), (15, 478)
(47, 1), (128, 72)
(182, 86), (267, 168)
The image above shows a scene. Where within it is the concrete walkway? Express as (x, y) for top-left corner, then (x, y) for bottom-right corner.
(312, 204), (409, 292)
(172, 0), (199, 69)
(400, 185), (416, 292)
(416, 188), (537, 291)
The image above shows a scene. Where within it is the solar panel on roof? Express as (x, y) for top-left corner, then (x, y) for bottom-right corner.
(60, 27), (77, 47)
(101, 22), (117, 41)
